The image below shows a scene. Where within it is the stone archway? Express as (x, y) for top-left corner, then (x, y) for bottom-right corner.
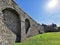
(2, 8), (21, 43)
(25, 19), (30, 34)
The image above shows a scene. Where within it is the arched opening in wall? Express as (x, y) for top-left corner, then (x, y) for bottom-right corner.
(25, 19), (30, 34)
(38, 30), (42, 34)
(2, 8), (21, 43)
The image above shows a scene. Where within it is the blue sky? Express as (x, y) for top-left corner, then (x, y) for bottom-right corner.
(14, 0), (60, 26)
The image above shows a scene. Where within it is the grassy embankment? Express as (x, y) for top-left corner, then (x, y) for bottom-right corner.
(12, 32), (60, 45)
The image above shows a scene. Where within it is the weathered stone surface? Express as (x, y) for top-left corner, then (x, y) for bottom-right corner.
(0, 0), (44, 45)
(0, 19), (16, 45)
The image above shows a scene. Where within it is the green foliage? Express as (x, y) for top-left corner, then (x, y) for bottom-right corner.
(54, 26), (58, 30)
(12, 32), (60, 45)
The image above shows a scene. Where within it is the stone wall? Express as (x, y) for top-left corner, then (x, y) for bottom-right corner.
(0, 0), (44, 45)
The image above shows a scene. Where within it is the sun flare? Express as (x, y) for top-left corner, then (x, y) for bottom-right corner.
(48, 0), (58, 9)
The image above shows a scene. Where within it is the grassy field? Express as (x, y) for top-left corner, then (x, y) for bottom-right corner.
(12, 32), (60, 45)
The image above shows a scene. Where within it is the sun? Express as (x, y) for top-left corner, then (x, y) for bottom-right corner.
(48, 0), (58, 9)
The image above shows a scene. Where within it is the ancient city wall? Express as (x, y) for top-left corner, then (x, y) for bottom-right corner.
(0, 0), (44, 45)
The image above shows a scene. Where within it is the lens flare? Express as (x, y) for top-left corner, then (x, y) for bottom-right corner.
(48, 0), (58, 9)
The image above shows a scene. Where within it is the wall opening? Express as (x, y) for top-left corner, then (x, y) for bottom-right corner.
(25, 19), (30, 34)
(2, 8), (21, 43)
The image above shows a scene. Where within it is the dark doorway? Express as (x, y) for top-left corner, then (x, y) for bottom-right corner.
(25, 19), (30, 34)
(2, 8), (21, 43)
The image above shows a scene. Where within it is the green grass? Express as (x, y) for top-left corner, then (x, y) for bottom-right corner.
(12, 32), (60, 45)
